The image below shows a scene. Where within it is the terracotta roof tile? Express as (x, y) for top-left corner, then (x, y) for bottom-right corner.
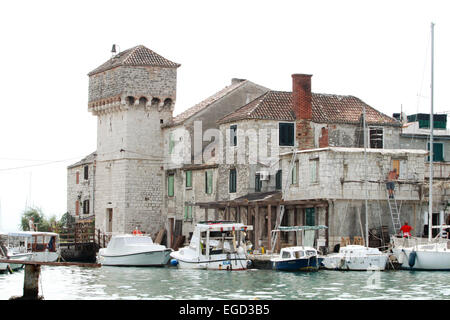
(88, 45), (180, 76)
(218, 91), (399, 126)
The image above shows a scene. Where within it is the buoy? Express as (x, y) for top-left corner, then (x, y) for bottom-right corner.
(170, 259), (178, 266)
(408, 251), (417, 268)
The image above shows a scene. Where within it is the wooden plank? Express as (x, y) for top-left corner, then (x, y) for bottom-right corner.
(0, 259), (101, 268)
(154, 228), (166, 244)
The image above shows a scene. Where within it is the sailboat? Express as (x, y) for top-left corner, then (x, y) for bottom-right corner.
(321, 84), (389, 271)
(391, 23), (450, 270)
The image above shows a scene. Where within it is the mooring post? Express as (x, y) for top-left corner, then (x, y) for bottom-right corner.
(23, 264), (41, 299)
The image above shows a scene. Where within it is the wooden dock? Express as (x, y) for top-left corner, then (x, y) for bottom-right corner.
(0, 259), (101, 300)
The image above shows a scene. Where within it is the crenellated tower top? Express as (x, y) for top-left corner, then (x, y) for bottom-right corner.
(87, 45), (180, 116)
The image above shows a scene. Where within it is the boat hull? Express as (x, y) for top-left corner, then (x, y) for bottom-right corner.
(99, 249), (172, 266)
(272, 256), (321, 271)
(322, 254), (388, 271)
(31, 251), (60, 262)
(170, 251), (249, 270)
(392, 247), (450, 270)
(0, 252), (33, 272)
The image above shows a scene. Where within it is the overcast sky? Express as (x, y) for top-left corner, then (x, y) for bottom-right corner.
(0, 0), (448, 232)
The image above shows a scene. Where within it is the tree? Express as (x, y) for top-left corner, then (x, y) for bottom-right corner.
(19, 206), (62, 232)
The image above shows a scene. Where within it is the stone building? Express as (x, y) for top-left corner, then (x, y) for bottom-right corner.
(67, 45), (441, 252)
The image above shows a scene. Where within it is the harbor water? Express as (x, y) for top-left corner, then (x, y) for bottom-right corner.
(1, 266), (450, 300)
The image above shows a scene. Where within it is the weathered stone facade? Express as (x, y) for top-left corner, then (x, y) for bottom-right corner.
(66, 44), (448, 253)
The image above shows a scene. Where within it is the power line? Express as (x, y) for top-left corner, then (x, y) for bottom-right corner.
(0, 156), (86, 172)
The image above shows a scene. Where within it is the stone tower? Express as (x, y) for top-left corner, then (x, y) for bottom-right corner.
(87, 45), (180, 235)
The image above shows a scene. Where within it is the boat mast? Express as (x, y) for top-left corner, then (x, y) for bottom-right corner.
(428, 22), (435, 242)
(363, 104), (369, 246)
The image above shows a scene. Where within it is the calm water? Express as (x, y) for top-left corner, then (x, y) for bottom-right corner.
(1, 266), (449, 300)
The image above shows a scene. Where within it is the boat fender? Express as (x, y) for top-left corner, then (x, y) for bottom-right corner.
(170, 259), (178, 266)
(408, 251), (417, 268)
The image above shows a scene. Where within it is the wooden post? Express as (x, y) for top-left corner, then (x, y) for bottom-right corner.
(276, 205), (281, 253)
(254, 205), (259, 251)
(205, 208), (209, 222)
(23, 264), (41, 300)
(267, 205), (272, 252)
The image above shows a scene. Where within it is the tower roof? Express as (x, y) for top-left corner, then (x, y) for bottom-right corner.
(88, 45), (181, 76)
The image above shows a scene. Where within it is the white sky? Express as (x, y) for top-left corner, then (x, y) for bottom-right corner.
(0, 0), (449, 232)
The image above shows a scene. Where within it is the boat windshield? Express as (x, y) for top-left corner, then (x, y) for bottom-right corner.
(282, 251), (291, 259)
(125, 236), (154, 245)
(294, 251), (305, 258)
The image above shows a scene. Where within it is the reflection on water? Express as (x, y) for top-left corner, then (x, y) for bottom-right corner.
(1, 266), (449, 300)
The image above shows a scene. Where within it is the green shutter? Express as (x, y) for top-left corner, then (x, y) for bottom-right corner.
(275, 170), (282, 190)
(186, 170), (192, 188)
(291, 162), (298, 184)
(169, 133), (175, 154)
(184, 206), (193, 221)
(205, 171), (213, 194)
(229, 169), (236, 193)
(428, 143), (444, 162)
(310, 160), (317, 183)
(305, 208), (315, 226)
(168, 175), (174, 196)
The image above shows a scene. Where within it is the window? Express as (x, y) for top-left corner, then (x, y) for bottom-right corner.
(83, 165), (89, 180)
(83, 200), (90, 214)
(275, 170), (282, 190)
(76, 171), (79, 184)
(205, 170), (213, 194)
(169, 132), (175, 154)
(279, 123), (295, 146)
(229, 169), (237, 193)
(427, 142), (444, 162)
(310, 159), (318, 184)
(168, 174), (174, 197)
(185, 170), (192, 188)
(184, 206), (193, 221)
(291, 161), (299, 185)
(230, 125), (237, 147)
(305, 208), (315, 226)
(369, 127), (383, 149)
(255, 173), (262, 192)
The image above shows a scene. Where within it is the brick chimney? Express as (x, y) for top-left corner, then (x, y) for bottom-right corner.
(292, 74), (314, 149)
(292, 74), (312, 119)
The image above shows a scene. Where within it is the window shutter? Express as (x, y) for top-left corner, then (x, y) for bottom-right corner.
(305, 208), (315, 226)
(168, 175), (174, 196)
(186, 170), (192, 188)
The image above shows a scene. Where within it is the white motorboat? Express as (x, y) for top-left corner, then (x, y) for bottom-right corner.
(0, 233), (33, 272)
(7, 231), (60, 262)
(170, 221), (253, 270)
(321, 245), (389, 271)
(97, 234), (172, 266)
(0, 249), (33, 273)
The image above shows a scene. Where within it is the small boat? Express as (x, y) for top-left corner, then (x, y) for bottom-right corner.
(321, 245), (389, 271)
(270, 225), (327, 272)
(271, 246), (321, 271)
(97, 234), (172, 266)
(0, 233), (33, 272)
(391, 237), (450, 270)
(7, 231), (60, 262)
(0, 249), (33, 273)
(170, 221), (253, 270)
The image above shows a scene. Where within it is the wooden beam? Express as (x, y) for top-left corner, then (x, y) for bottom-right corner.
(254, 205), (259, 250)
(267, 205), (272, 252)
(205, 208), (208, 222)
(0, 259), (101, 267)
